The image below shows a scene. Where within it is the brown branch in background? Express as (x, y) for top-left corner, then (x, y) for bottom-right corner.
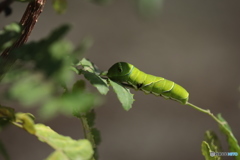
(0, 0), (13, 14)
(0, 0), (46, 80)
(2, 0), (46, 57)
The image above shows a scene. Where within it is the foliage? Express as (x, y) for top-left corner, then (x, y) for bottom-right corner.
(201, 131), (222, 160)
(74, 110), (101, 160)
(0, 22), (102, 159)
(79, 58), (109, 95)
(108, 79), (134, 111)
(0, 22), (22, 52)
(0, 1), (239, 160)
(36, 123), (93, 160)
(217, 114), (240, 160)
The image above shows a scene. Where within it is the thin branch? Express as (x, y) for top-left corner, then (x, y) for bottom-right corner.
(1, 0), (46, 57)
(0, 0), (46, 81)
(186, 102), (226, 126)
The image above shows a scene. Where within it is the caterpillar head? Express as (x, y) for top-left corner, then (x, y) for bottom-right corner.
(107, 62), (133, 81)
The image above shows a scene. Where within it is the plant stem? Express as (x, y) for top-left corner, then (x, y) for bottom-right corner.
(0, 0), (46, 81)
(186, 102), (225, 126)
(78, 114), (96, 160)
(104, 75), (226, 127)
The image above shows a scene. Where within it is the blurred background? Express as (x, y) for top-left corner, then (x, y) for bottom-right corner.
(1, 0), (240, 159)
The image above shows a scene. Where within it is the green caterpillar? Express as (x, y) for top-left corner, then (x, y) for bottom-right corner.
(107, 62), (189, 104)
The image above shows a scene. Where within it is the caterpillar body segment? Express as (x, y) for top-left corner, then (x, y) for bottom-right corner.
(107, 62), (189, 104)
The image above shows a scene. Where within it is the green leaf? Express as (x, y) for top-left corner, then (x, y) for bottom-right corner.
(0, 105), (15, 121)
(74, 110), (101, 160)
(40, 90), (101, 119)
(81, 70), (109, 95)
(201, 141), (217, 160)
(79, 58), (100, 73)
(92, 128), (101, 160)
(52, 0), (67, 14)
(72, 80), (86, 93)
(202, 131), (222, 160)
(12, 25), (74, 83)
(0, 139), (10, 160)
(217, 114), (240, 160)
(73, 109), (95, 126)
(79, 59), (109, 95)
(108, 79), (134, 111)
(14, 112), (36, 134)
(0, 106), (15, 131)
(91, 128), (101, 146)
(77, 113), (96, 149)
(0, 22), (22, 51)
(13, 25), (71, 61)
(85, 110), (96, 127)
(34, 124), (93, 160)
(11, 113), (94, 160)
(137, 0), (164, 17)
(204, 131), (222, 153)
(46, 151), (68, 160)
(70, 66), (80, 74)
(9, 74), (53, 106)
(1, 66), (30, 84)
(4, 25), (82, 109)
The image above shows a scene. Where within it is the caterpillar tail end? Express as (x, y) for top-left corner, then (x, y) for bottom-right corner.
(180, 97), (189, 105)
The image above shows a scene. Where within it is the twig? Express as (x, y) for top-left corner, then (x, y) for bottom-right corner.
(0, 0), (46, 81)
(186, 102), (226, 126)
(101, 74), (226, 127)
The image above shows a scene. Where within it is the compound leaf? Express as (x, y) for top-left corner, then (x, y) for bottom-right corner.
(108, 79), (134, 111)
(0, 22), (22, 51)
(217, 114), (240, 160)
(202, 131), (222, 160)
(201, 141), (216, 160)
(81, 70), (109, 95)
(35, 124), (93, 160)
